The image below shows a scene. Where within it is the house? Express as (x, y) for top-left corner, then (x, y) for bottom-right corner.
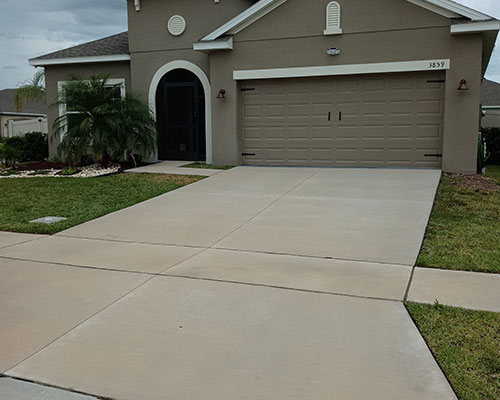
(481, 78), (500, 128)
(29, 0), (500, 173)
(0, 89), (47, 138)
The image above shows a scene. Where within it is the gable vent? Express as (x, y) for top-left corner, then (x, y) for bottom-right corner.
(324, 1), (342, 35)
(168, 15), (186, 36)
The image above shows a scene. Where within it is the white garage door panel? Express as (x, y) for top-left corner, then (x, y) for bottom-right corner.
(241, 72), (444, 167)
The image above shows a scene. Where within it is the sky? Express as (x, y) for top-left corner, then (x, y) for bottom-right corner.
(0, 0), (499, 90)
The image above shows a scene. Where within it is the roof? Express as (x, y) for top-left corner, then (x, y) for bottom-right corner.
(200, 0), (496, 43)
(30, 32), (130, 67)
(0, 89), (47, 115)
(481, 79), (500, 106)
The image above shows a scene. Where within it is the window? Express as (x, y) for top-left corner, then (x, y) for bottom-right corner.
(57, 79), (125, 139)
(324, 1), (342, 35)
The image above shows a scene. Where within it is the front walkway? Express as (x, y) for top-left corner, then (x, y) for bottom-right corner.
(125, 160), (225, 176)
(0, 167), (496, 400)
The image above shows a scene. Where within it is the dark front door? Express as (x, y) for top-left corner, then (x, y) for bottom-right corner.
(156, 69), (206, 161)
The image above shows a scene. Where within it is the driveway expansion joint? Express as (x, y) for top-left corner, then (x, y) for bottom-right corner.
(1, 376), (115, 400)
(0, 234), (47, 250)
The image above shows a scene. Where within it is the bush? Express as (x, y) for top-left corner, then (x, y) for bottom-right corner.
(2, 132), (48, 163)
(483, 127), (500, 165)
(22, 132), (49, 161)
(0, 142), (22, 168)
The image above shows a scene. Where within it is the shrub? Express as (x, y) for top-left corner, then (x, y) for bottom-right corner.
(22, 132), (49, 162)
(483, 127), (500, 165)
(0, 142), (22, 168)
(2, 132), (48, 163)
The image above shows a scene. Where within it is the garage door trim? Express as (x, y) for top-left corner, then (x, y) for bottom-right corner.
(233, 59), (450, 80)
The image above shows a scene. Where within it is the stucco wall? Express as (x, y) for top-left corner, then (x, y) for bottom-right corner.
(126, 0), (252, 53)
(123, 0), (485, 173)
(44, 62), (131, 158)
(206, 0), (484, 172)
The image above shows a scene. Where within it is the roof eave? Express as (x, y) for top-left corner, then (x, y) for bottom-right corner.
(29, 54), (131, 67)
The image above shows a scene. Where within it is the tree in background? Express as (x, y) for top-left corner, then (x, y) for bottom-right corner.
(15, 70), (46, 111)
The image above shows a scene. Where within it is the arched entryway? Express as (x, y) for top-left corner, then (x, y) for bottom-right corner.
(155, 69), (206, 161)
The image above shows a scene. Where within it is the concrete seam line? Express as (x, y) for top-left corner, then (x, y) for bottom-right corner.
(158, 272), (403, 303)
(55, 234), (208, 250)
(0, 235), (47, 251)
(211, 246), (413, 267)
(0, 376), (114, 400)
(4, 274), (161, 373)
(0, 255), (155, 277)
(208, 168), (324, 249)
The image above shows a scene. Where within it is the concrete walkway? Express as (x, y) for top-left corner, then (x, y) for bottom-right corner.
(125, 160), (225, 176)
(0, 166), (494, 400)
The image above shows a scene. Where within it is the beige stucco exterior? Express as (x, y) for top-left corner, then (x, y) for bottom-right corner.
(42, 0), (497, 173)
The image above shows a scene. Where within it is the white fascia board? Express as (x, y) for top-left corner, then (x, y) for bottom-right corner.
(0, 112), (47, 117)
(233, 59), (451, 80)
(451, 20), (500, 34)
(406, 0), (492, 21)
(201, 0), (288, 41)
(29, 54), (131, 67)
(482, 106), (500, 109)
(193, 37), (233, 51)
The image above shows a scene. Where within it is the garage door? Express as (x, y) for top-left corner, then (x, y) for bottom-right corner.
(240, 72), (444, 168)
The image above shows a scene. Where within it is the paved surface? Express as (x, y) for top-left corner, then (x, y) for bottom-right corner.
(408, 267), (500, 312)
(0, 378), (98, 400)
(0, 167), (465, 400)
(0, 231), (46, 249)
(125, 160), (225, 176)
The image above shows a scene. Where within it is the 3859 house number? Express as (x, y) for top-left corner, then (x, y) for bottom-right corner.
(428, 61), (447, 69)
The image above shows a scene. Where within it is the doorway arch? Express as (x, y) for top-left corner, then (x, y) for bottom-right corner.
(149, 60), (212, 163)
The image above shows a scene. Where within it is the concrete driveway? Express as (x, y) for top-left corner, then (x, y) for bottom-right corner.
(0, 167), (455, 400)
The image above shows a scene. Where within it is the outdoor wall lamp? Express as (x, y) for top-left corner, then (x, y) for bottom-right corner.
(217, 89), (226, 99)
(457, 79), (469, 91)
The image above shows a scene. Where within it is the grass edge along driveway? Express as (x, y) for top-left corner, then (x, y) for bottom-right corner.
(0, 173), (204, 235)
(418, 165), (500, 274)
(406, 302), (500, 400)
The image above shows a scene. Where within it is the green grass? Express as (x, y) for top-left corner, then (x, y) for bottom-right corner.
(418, 165), (500, 273)
(181, 162), (234, 170)
(0, 173), (204, 234)
(406, 302), (500, 400)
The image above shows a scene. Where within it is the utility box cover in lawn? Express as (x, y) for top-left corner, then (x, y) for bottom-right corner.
(29, 216), (67, 224)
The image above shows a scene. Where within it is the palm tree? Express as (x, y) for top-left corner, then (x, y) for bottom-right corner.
(15, 70), (46, 111)
(115, 94), (158, 167)
(53, 74), (157, 166)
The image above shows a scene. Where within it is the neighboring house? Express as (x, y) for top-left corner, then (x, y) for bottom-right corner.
(29, 0), (500, 173)
(0, 89), (47, 138)
(481, 78), (500, 128)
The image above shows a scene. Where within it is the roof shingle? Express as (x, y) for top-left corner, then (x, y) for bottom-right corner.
(0, 89), (47, 115)
(30, 32), (129, 61)
(481, 79), (500, 106)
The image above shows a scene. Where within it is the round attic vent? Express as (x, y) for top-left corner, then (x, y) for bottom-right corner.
(168, 15), (186, 36)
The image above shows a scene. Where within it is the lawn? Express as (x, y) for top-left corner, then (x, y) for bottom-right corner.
(418, 165), (500, 273)
(407, 302), (500, 400)
(0, 173), (204, 234)
(181, 162), (234, 170)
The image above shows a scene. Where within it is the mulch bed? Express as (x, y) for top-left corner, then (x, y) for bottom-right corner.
(443, 172), (500, 193)
(15, 161), (68, 172)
